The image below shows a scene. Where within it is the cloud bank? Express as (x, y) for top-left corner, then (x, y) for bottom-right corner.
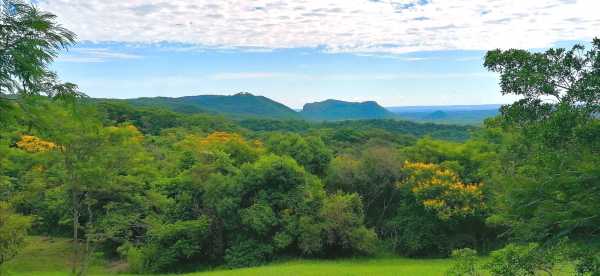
(39, 0), (599, 54)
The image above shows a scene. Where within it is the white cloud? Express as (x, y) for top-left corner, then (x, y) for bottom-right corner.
(39, 0), (600, 54)
(57, 48), (143, 63)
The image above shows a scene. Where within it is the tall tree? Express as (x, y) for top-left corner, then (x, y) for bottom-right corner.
(483, 39), (600, 246)
(0, 0), (80, 99)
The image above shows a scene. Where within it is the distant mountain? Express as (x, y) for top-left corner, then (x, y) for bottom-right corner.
(387, 104), (502, 113)
(124, 92), (301, 120)
(388, 105), (501, 125)
(108, 93), (500, 124)
(300, 99), (396, 121)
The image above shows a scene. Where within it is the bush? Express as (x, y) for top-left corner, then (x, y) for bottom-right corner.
(484, 243), (564, 276)
(321, 193), (377, 256)
(131, 218), (211, 273)
(573, 249), (600, 276)
(119, 244), (144, 274)
(0, 202), (32, 267)
(446, 248), (481, 276)
(384, 199), (451, 257)
(224, 239), (273, 268)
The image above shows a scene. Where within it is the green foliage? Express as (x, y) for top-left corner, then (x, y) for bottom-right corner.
(383, 197), (450, 257)
(574, 252), (600, 276)
(240, 202), (277, 235)
(483, 38), (600, 246)
(320, 193), (377, 256)
(484, 243), (565, 276)
(320, 119), (473, 142)
(0, 201), (32, 267)
(326, 145), (403, 230)
(266, 133), (332, 176)
(130, 217), (211, 273)
(446, 248), (481, 276)
(0, 0), (80, 98)
(224, 239), (274, 268)
(2, 4), (598, 272)
(98, 100), (240, 135)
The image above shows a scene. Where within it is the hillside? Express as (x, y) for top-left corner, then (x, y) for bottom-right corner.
(124, 92), (301, 120)
(301, 99), (396, 121)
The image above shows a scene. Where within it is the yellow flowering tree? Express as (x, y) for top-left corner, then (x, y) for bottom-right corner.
(399, 162), (485, 221)
(16, 135), (58, 153)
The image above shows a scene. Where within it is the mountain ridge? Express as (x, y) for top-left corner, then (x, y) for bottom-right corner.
(105, 93), (500, 124)
(301, 99), (397, 121)
(123, 92), (302, 120)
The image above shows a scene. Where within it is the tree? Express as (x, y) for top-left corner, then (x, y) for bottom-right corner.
(484, 39), (599, 124)
(325, 145), (403, 231)
(399, 162), (485, 221)
(320, 193), (377, 256)
(384, 161), (489, 257)
(125, 217), (211, 273)
(265, 133), (332, 176)
(483, 39), (600, 246)
(15, 99), (159, 275)
(0, 0), (81, 99)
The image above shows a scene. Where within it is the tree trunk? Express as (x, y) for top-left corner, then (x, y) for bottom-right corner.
(72, 189), (79, 275)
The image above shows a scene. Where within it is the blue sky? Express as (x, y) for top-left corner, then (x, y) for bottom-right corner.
(43, 0), (600, 108)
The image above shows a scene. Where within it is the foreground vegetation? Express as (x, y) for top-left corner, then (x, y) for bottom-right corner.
(5, 237), (580, 276)
(1, 1), (598, 275)
(3, 236), (455, 276)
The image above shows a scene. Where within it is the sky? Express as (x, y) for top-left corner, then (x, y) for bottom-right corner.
(40, 0), (600, 108)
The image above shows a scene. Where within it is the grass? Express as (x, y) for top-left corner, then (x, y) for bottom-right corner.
(1, 236), (107, 276)
(2, 236), (574, 276)
(193, 258), (454, 276)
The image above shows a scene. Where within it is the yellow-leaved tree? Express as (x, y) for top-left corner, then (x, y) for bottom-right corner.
(399, 161), (485, 221)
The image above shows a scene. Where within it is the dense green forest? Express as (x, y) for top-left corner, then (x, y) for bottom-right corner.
(1, 1), (599, 275)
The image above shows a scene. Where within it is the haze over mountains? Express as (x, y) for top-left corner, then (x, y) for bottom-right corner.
(113, 92), (500, 125)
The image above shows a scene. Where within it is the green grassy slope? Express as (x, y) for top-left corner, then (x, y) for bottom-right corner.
(2, 236), (108, 276)
(3, 237), (575, 276)
(195, 258), (455, 276)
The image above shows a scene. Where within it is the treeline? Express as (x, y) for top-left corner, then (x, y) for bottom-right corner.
(1, 1), (599, 275)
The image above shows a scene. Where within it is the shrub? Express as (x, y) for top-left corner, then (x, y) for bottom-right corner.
(484, 243), (564, 276)
(321, 193), (378, 256)
(446, 248), (481, 276)
(0, 202), (32, 267)
(224, 239), (273, 268)
(131, 218), (211, 273)
(573, 249), (600, 276)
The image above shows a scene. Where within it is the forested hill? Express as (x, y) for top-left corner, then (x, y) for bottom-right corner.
(95, 101), (475, 142)
(301, 99), (397, 121)
(116, 94), (400, 122)
(112, 93), (497, 125)
(121, 92), (302, 120)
